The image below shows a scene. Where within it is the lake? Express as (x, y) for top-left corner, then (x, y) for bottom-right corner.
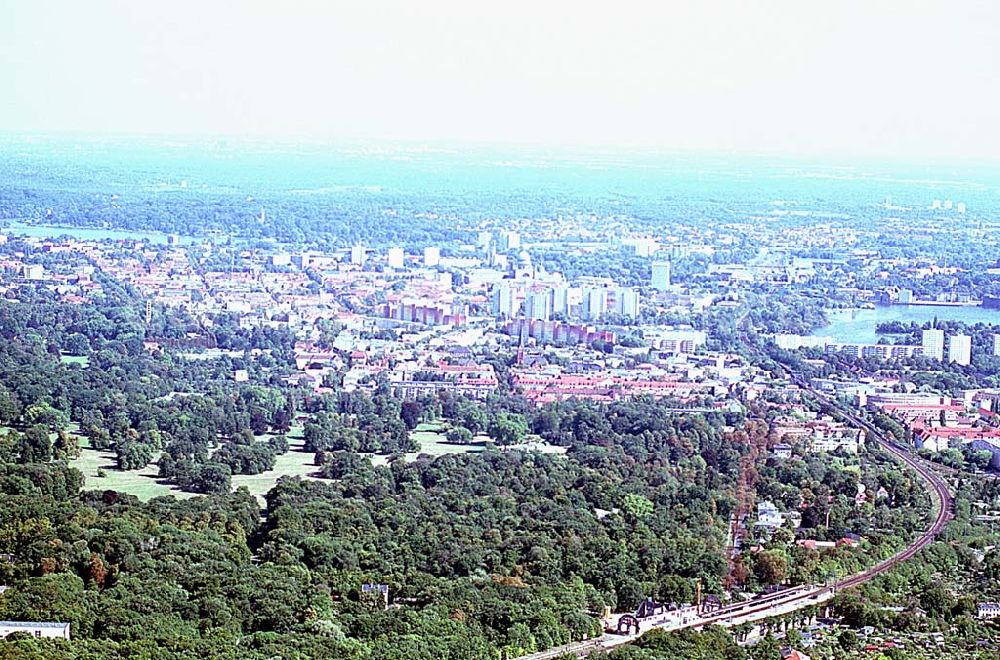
(2, 222), (196, 245)
(816, 305), (1000, 344)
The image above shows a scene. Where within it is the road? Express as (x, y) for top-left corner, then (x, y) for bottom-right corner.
(516, 369), (954, 660)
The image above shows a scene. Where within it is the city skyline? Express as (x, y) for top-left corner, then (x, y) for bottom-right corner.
(3, 2), (1000, 656)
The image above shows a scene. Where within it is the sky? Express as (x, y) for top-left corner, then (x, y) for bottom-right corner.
(1, 0), (998, 161)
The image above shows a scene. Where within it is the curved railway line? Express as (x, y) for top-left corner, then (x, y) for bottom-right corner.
(795, 376), (954, 588)
(517, 368), (954, 660)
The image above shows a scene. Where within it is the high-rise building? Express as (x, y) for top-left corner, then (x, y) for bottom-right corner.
(387, 247), (405, 269)
(423, 246), (441, 267)
(651, 261), (671, 291)
(478, 231), (493, 251)
(994, 334), (1000, 357)
(949, 334), (972, 366)
(491, 285), (518, 318)
(497, 230), (521, 252)
(614, 288), (640, 318)
(351, 244), (366, 266)
(582, 288), (607, 321)
(633, 238), (659, 257)
(922, 329), (944, 361)
(526, 289), (553, 321)
(552, 285), (570, 317)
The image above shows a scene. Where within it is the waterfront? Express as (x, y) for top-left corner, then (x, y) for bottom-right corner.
(817, 305), (1000, 344)
(2, 221), (195, 245)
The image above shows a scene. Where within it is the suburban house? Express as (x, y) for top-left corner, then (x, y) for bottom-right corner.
(0, 621), (71, 640)
(977, 602), (1000, 619)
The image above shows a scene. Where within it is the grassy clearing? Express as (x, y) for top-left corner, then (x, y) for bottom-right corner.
(60, 354), (89, 367)
(369, 421), (487, 467)
(70, 436), (193, 501)
(229, 425), (326, 504)
(70, 426), (326, 506)
(66, 421), (489, 505)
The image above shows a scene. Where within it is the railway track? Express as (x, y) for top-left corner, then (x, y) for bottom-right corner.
(796, 377), (954, 590)
(517, 367), (954, 660)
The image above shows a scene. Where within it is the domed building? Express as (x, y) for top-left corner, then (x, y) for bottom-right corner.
(513, 249), (535, 279)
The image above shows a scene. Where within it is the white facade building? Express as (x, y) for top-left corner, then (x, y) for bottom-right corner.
(491, 285), (518, 318)
(526, 289), (553, 321)
(949, 334), (972, 366)
(498, 230), (520, 251)
(582, 288), (607, 321)
(614, 288), (640, 319)
(922, 328), (944, 361)
(631, 238), (660, 257)
(23, 264), (44, 281)
(651, 261), (671, 291)
(0, 621), (70, 640)
(552, 285), (570, 316)
(977, 602), (1000, 619)
(350, 244), (366, 266)
(387, 247), (405, 269)
(646, 329), (707, 354)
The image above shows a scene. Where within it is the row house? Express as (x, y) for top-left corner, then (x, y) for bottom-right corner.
(502, 318), (615, 346)
(381, 300), (466, 327)
(512, 372), (715, 405)
(912, 425), (1000, 452)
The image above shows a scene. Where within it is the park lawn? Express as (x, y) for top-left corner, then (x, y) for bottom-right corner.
(67, 421), (487, 505)
(414, 420), (444, 433)
(70, 436), (192, 501)
(230, 425), (326, 504)
(369, 421), (487, 467)
(60, 354), (89, 367)
(70, 425), (326, 506)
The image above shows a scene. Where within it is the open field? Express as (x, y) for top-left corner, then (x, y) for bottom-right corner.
(59, 354), (89, 367)
(228, 425), (325, 503)
(70, 426), (324, 506)
(369, 421), (487, 466)
(66, 421), (488, 505)
(70, 436), (193, 501)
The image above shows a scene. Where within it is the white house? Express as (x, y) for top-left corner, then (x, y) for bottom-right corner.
(977, 602), (1000, 619)
(0, 621), (71, 639)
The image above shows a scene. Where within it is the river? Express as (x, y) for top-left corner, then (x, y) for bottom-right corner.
(816, 305), (1000, 344)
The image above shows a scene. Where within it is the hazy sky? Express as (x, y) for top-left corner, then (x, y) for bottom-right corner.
(2, 0), (998, 160)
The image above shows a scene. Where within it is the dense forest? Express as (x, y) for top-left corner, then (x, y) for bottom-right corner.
(0, 282), (753, 657)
